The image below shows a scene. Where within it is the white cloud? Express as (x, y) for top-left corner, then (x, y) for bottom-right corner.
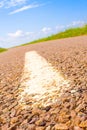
(0, 0), (27, 8)
(8, 30), (23, 38)
(41, 27), (52, 34)
(0, 30), (35, 47)
(0, 29), (47, 47)
(72, 21), (85, 26)
(66, 21), (85, 28)
(8, 30), (35, 38)
(6, 0), (27, 8)
(0, 0), (44, 14)
(5, 30), (36, 47)
(9, 4), (41, 14)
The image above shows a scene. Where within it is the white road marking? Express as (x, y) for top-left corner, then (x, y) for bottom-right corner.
(18, 51), (70, 108)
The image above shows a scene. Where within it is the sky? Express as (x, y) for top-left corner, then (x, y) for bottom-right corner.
(0, 0), (87, 48)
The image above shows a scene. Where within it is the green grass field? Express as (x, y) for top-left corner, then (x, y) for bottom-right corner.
(22, 24), (87, 46)
(0, 48), (7, 53)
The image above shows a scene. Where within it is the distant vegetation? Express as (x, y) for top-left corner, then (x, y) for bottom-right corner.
(22, 24), (87, 46)
(0, 48), (7, 53)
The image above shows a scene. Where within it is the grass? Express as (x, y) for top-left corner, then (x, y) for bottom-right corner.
(22, 24), (87, 46)
(0, 48), (7, 53)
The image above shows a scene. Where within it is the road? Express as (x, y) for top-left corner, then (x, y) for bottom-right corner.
(0, 36), (87, 129)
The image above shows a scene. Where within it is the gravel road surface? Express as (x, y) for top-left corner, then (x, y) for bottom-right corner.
(0, 36), (87, 130)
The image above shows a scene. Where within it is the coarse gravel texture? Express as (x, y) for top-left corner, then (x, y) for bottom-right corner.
(0, 36), (87, 130)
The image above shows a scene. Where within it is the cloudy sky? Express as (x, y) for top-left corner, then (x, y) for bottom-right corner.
(0, 0), (87, 48)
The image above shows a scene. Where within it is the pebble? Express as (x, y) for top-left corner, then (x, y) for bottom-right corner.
(27, 124), (35, 130)
(1, 124), (9, 130)
(71, 90), (77, 93)
(79, 120), (87, 128)
(74, 126), (83, 130)
(10, 117), (18, 124)
(44, 106), (51, 112)
(54, 123), (68, 129)
(36, 119), (46, 126)
(0, 116), (7, 124)
(45, 126), (51, 130)
(10, 109), (16, 118)
(36, 127), (45, 130)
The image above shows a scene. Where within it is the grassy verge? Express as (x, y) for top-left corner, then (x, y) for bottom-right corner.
(0, 48), (7, 53)
(22, 24), (87, 46)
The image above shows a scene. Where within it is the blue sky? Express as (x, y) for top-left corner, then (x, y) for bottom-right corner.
(0, 0), (87, 48)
